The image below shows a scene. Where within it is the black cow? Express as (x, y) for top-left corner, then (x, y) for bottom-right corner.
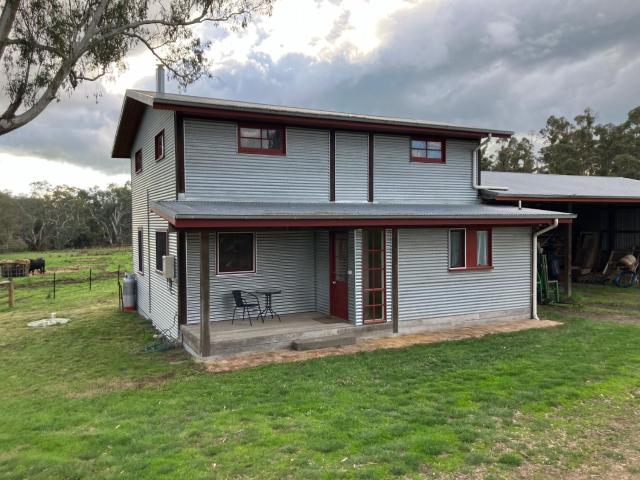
(29, 258), (46, 275)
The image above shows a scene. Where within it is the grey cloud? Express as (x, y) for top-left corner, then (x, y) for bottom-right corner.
(2, 0), (640, 176)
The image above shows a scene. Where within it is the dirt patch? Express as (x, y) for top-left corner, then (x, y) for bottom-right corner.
(203, 320), (562, 374)
(550, 307), (640, 325)
(66, 372), (177, 399)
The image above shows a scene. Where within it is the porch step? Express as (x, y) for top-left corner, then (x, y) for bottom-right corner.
(291, 334), (356, 351)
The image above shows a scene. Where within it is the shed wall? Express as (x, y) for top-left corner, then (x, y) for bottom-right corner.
(397, 227), (532, 322)
(130, 107), (179, 337)
(183, 119), (330, 201)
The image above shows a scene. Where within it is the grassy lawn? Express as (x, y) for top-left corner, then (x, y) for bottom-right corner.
(1, 248), (640, 479)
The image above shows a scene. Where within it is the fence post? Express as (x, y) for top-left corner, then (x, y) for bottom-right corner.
(89, 268), (92, 291)
(8, 278), (14, 308)
(53, 272), (56, 300)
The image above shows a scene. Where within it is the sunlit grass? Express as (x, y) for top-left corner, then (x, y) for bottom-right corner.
(1, 249), (640, 478)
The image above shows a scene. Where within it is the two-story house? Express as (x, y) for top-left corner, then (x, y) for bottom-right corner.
(111, 85), (573, 358)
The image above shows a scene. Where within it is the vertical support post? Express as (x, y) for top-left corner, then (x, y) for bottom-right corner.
(391, 228), (399, 334)
(564, 221), (572, 297)
(8, 278), (14, 308)
(89, 268), (92, 291)
(53, 272), (56, 299)
(199, 231), (211, 357)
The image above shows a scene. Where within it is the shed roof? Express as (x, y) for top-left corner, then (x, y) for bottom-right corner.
(481, 171), (640, 203)
(111, 89), (513, 157)
(150, 200), (574, 229)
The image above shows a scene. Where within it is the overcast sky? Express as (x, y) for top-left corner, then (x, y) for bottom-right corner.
(1, 0), (640, 194)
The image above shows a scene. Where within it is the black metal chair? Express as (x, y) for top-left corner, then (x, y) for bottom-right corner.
(231, 290), (262, 326)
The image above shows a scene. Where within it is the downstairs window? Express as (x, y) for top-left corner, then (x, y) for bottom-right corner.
(449, 228), (492, 270)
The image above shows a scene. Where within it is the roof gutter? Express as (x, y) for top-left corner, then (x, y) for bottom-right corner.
(472, 134), (509, 192)
(532, 218), (559, 320)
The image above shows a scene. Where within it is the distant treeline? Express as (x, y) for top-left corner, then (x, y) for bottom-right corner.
(483, 106), (640, 178)
(0, 182), (131, 252)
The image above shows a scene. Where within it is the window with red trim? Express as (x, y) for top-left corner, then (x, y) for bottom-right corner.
(410, 137), (445, 163)
(238, 125), (285, 155)
(449, 227), (492, 270)
(155, 130), (165, 160)
(134, 149), (142, 174)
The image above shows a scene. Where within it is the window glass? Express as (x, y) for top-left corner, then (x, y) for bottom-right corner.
(137, 229), (144, 273)
(239, 126), (284, 154)
(449, 229), (465, 268)
(476, 230), (489, 266)
(155, 131), (164, 160)
(135, 150), (142, 173)
(155, 231), (168, 271)
(362, 229), (385, 323)
(218, 233), (255, 273)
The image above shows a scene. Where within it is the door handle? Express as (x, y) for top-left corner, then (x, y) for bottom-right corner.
(332, 281), (337, 285)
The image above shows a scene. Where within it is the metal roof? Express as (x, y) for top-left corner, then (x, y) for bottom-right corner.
(481, 171), (640, 202)
(151, 200), (574, 227)
(131, 90), (514, 136)
(112, 90), (513, 157)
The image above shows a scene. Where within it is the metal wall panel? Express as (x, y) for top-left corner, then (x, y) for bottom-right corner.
(314, 230), (330, 315)
(335, 131), (368, 202)
(374, 136), (478, 204)
(185, 231), (317, 323)
(183, 119), (330, 201)
(397, 227), (532, 321)
(385, 228), (393, 323)
(351, 229), (363, 325)
(129, 107), (179, 337)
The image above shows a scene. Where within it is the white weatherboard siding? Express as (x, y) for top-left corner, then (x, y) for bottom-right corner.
(397, 227), (532, 322)
(186, 231), (317, 323)
(183, 119), (330, 201)
(374, 136), (478, 204)
(335, 131), (368, 202)
(130, 107), (179, 337)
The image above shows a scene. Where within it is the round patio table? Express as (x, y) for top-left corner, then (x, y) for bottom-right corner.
(253, 289), (282, 322)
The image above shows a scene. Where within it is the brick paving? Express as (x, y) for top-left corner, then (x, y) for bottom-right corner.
(203, 319), (562, 374)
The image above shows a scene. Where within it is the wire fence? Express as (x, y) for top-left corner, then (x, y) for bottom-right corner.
(0, 266), (124, 308)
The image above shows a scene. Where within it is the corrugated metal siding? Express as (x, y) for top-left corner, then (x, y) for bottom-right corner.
(398, 227), (532, 321)
(335, 131), (368, 202)
(183, 119), (330, 201)
(615, 208), (640, 249)
(374, 136), (478, 204)
(315, 230), (330, 315)
(385, 228), (393, 323)
(186, 231), (317, 323)
(351, 229), (363, 325)
(129, 107), (179, 337)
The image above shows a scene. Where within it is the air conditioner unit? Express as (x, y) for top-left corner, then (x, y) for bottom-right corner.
(162, 255), (176, 280)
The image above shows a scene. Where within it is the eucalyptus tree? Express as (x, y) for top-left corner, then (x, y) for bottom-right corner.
(0, 0), (273, 134)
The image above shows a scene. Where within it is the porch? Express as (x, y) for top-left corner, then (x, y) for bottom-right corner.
(180, 311), (391, 358)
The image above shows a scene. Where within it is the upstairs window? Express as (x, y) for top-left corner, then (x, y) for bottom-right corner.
(155, 231), (168, 271)
(134, 149), (142, 174)
(410, 137), (445, 163)
(155, 130), (165, 161)
(238, 125), (285, 155)
(449, 228), (492, 271)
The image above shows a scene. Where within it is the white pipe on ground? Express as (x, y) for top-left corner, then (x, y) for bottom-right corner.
(532, 218), (559, 320)
(472, 133), (509, 192)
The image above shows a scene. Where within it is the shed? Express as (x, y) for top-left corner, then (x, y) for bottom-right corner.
(481, 171), (640, 295)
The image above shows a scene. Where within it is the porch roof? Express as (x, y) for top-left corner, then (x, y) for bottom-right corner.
(151, 200), (575, 229)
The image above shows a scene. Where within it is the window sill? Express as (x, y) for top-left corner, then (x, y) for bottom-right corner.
(155, 154), (165, 162)
(410, 157), (446, 164)
(237, 148), (285, 156)
(136, 270), (144, 276)
(449, 266), (493, 272)
(215, 270), (257, 277)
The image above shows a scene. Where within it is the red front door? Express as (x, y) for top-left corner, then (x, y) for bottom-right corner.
(330, 232), (349, 321)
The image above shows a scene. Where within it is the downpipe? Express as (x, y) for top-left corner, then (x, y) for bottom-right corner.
(472, 133), (509, 192)
(532, 219), (559, 320)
